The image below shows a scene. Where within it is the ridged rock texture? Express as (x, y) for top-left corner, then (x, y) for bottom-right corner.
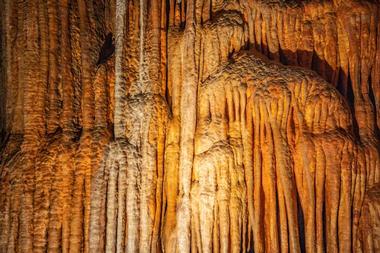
(0, 0), (379, 252)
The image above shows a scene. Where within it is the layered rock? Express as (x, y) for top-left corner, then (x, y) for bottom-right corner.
(0, 0), (114, 252)
(0, 0), (379, 252)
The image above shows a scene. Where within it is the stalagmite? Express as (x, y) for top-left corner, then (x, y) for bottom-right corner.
(0, 0), (380, 252)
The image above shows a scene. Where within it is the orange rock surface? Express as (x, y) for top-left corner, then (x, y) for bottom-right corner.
(0, 0), (379, 252)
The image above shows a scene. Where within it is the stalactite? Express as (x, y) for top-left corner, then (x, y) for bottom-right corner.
(247, 0), (380, 146)
(0, 0), (379, 252)
(177, 0), (197, 251)
(60, 0), (75, 134)
(357, 184), (380, 253)
(46, 0), (60, 134)
(114, 0), (127, 139)
(77, 0), (95, 131)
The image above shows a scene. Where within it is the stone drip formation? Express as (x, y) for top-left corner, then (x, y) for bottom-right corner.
(0, 0), (379, 252)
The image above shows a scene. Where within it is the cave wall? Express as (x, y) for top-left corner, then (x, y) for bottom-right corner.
(0, 0), (379, 252)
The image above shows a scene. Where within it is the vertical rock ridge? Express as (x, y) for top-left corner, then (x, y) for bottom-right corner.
(0, 0), (379, 252)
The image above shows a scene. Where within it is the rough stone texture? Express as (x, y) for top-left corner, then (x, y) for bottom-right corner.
(0, 0), (379, 252)
(357, 183), (380, 253)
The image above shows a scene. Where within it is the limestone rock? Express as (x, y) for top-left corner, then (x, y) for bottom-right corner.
(0, 0), (379, 252)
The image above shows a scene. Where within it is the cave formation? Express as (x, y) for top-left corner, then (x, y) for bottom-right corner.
(0, 0), (380, 252)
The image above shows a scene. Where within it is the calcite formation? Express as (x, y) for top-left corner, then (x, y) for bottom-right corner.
(0, 0), (379, 252)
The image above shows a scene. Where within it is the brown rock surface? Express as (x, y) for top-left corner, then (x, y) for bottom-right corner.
(0, 0), (379, 252)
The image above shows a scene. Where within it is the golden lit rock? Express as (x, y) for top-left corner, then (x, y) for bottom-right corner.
(0, 0), (379, 252)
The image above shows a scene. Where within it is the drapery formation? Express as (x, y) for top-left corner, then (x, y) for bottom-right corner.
(0, 0), (379, 252)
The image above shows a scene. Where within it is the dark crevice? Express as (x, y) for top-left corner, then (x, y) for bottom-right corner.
(323, 192), (327, 252)
(225, 97), (230, 125)
(347, 72), (360, 140)
(337, 67), (348, 97)
(165, 80), (172, 114)
(296, 192), (306, 253)
(368, 73), (380, 138)
(311, 50), (320, 76)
